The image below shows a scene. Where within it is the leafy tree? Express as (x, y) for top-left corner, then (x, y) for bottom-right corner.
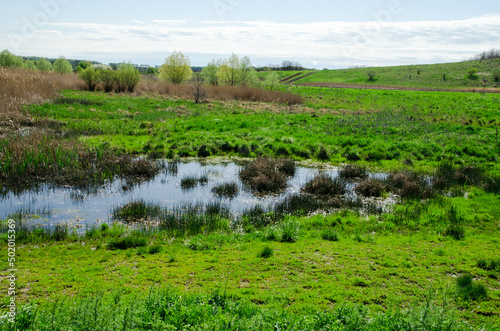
(217, 54), (241, 86)
(159, 51), (193, 85)
(263, 71), (280, 90)
(35, 58), (53, 72)
(366, 70), (376, 82)
(115, 62), (141, 93)
(100, 69), (116, 93)
(78, 67), (101, 91)
(23, 60), (37, 71)
(0, 50), (24, 68)
(146, 67), (158, 75)
(201, 60), (220, 86)
(76, 61), (92, 72)
(53, 56), (73, 74)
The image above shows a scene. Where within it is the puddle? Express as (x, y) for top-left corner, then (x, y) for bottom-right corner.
(0, 161), (395, 228)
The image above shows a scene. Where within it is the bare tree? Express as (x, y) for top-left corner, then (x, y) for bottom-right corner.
(191, 73), (207, 104)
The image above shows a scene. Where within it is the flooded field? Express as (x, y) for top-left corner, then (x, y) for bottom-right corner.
(0, 160), (394, 228)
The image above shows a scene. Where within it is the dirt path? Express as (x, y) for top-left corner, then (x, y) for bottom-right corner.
(294, 82), (500, 94)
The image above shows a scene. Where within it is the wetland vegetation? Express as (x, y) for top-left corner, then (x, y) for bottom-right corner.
(0, 55), (499, 329)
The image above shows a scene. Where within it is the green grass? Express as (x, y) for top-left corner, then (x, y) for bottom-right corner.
(294, 58), (500, 88)
(25, 88), (500, 175)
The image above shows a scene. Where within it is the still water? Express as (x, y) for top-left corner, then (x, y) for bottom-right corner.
(0, 161), (390, 227)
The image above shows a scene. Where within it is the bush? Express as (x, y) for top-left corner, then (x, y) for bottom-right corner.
(258, 246), (273, 258)
(321, 229), (339, 241)
(366, 70), (376, 82)
(78, 67), (101, 91)
(115, 63), (141, 93)
(466, 67), (478, 80)
(301, 174), (346, 198)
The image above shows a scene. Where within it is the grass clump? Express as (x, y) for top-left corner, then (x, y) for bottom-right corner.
(355, 178), (385, 197)
(456, 274), (488, 301)
(385, 170), (432, 199)
(301, 174), (346, 198)
(444, 205), (465, 240)
(239, 157), (295, 194)
(280, 219), (301, 243)
(258, 246), (274, 258)
(339, 164), (368, 181)
(148, 244), (163, 255)
(112, 200), (162, 223)
(211, 182), (239, 198)
(477, 259), (499, 271)
(107, 234), (147, 250)
(180, 174), (208, 190)
(321, 228), (339, 241)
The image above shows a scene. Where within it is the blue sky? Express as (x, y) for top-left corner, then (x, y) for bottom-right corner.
(1, 0), (499, 68)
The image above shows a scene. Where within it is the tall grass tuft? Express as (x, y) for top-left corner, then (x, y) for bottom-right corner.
(239, 157), (295, 194)
(301, 174), (347, 198)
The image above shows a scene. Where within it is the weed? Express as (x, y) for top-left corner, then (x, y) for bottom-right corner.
(258, 246), (274, 258)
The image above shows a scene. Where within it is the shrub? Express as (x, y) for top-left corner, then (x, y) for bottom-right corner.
(366, 70), (376, 82)
(355, 179), (385, 197)
(78, 67), (101, 91)
(339, 164), (368, 180)
(466, 67), (478, 80)
(115, 63), (141, 93)
(258, 246), (273, 258)
(301, 174), (346, 198)
(100, 69), (115, 93)
(321, 229), (339, 241)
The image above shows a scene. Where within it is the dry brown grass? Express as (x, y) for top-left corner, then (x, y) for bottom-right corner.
(0, 68), (85, 131)
(135, 78), (304, 105)
(239, 157), (296, 194)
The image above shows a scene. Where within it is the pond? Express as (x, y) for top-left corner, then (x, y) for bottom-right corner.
(0, 160), (394, 228)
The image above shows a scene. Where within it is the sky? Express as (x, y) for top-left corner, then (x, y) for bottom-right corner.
(0, 0), (499, 69)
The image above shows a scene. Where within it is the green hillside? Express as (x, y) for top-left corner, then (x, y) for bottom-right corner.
(294, 59), (500, 89)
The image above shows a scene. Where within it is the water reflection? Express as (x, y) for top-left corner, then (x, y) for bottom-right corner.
(0, 161), (393, 227)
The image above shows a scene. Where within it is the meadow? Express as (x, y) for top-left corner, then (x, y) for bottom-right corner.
(0, 66), (499, 330)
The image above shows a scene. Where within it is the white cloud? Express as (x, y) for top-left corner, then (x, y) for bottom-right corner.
(1, 14), (499, 67)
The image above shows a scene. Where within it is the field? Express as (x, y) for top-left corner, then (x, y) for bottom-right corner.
(274, 58), (500, 90)
(1, 66), (500, 330)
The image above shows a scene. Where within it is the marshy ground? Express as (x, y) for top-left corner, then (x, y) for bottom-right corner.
(0, 67), (499, 329)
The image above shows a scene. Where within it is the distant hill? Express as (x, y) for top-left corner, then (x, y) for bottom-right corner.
(290, 59), (500, 89)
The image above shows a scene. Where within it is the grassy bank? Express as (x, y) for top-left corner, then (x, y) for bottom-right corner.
(291, 58), (500, 88)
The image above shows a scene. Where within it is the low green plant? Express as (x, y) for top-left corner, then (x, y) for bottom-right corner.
(148, 244), (163, 254)
(258, 246), (274, 258)
(456, 274), (487, 301)
(280, 219), (300, 243)
(107, 234), (147, 250)
(321, 228), (339, 241)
